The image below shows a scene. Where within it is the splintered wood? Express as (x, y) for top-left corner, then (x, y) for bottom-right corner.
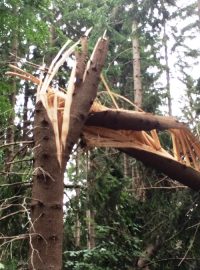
(6, 31), (108, 166)
(82, 124), (200, 171)
(6, 66), (200, 172)
(170, 129), (200, 171)
(6, 34), (200, 175)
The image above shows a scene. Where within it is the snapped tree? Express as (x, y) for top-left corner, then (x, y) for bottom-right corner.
(7, 32), (200, 269)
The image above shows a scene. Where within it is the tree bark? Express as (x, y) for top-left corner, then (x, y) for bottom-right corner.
(5, 18), (18, 172)
(29, 37), (108, 269)
(86, 152), (95, 250)
(75, 189), (81, 248)
(163, 25), (172, 116)
(29, 101), (64, 270)
(161, 0), (172, 115)
(74, 150), (80, 248)
(85, 110), (185, 131)
(132, 21), (142, 110)
(22, 82), (30, 141)
(64, 38), (109, 161)
(86, 209), (95, 249)
(121, 148), (200, 191)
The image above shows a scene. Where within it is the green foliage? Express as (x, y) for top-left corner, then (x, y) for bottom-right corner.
(63, 150), (142, 269)
(180, 74), (200, 132)
(1, 0), (200, 269)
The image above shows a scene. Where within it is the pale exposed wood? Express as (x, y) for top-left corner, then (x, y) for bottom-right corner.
(171, 131), (180, 161)
(185, 130), (200, 161)
(6, 35), (200, 192)
(182, 130), (199, 170)
(83, 123), (200, 173)
(61, 60), (76, 152)
(150, 130), (161, 150)
(40, 40), (80, 94)
(178, 130), (191, 166)
(100, 74), (119, 109)
(98, 91), (142, 110)
(83, 126), (174, 159)
(8, 64), (39, 83)
(48, 40), (71, 75)
(142, 131), (161, 150)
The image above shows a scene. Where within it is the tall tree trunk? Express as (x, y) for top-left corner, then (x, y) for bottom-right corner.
(132, 20), (142, 110)
(75, 188), (81, 248)
(161, 0), (172, 116)
(198, 0), (200, 27)
(132, 20), (145, 200)
(132, 164), (145, 201)
(28, 36), (108, 269)
(86, 210), (95, 249)
(29, 101), (64, 269)
(22, 82), (29, 141)
(123, 20), (142, 184)
(74, 150), (80, 248)
(123, 153), (128, 178)
(86, 151), (95, 250)
(5, 18), (18, 172)
(163, 24), (172, 115)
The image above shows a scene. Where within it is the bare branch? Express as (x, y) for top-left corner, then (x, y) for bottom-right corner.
(0, 141), (33, 149)
(0, 210), (25, 221)
(178, 224), (200, 266)
(0, 181), (31, 188)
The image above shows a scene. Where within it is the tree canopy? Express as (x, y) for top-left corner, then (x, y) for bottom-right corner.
(1, 0), (200, 269)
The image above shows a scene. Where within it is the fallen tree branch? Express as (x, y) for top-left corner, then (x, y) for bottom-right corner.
(127, 186), (188, 191)
(85, 109), (186, 131)
(121, 148), (200, 191)
(0, 181), (31, 188)
(0, 140), (33, 149)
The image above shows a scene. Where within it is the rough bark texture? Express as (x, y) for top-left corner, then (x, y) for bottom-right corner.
(85, 110), (185, 131)
(64, 38), (109, 162)
(29, 37), (109, 269)
(74, 150), (81, 248)
(132, 19), (146, 200)
(122, 148), (200, 191)
(29, 101), (64, 270)
(86, 153), (96, 250)
(161, 0), (172, 116)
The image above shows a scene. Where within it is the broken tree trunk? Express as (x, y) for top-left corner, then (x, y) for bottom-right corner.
(64, 38), (109, 159)
(28, 36), (108, 269)
(83, 122), (200, 191)
(29, 101), (64, 269)
(122, 148), (200, 191)
(85, 109), (185, 131)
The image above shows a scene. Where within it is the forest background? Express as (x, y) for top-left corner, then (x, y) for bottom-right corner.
(1, 0), (200, 269)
